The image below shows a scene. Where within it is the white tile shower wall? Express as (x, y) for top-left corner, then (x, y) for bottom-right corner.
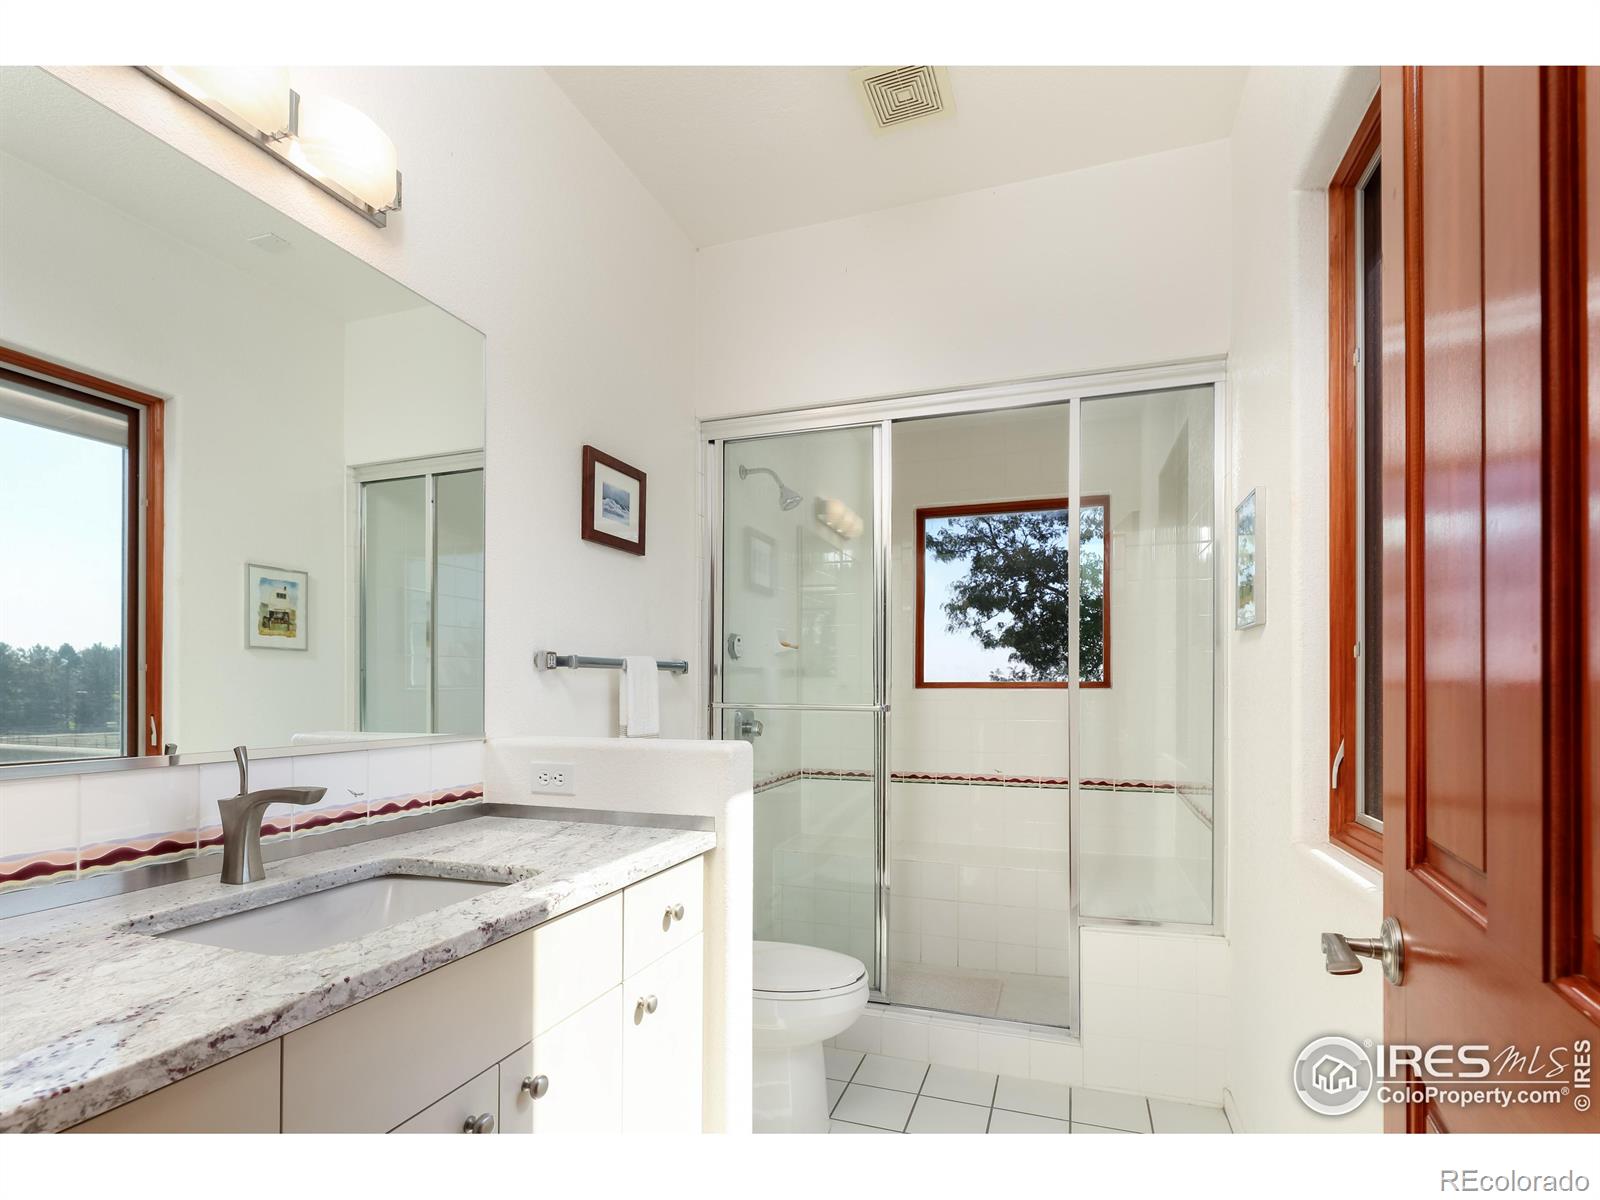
(889, 781), (1070, 978)
(1079, 927), (1229, 1102)
(768, 776), (877, 967)
(838, 926), (1229, 1103)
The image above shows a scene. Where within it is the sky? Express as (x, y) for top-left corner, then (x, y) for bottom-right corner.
(0, 415), (126, 650)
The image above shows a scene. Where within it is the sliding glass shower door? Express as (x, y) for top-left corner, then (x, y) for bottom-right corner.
(709, 367), (1225, 1033)
(715, 426), (885, 991)
(1073, 385), (1217, 927)
(358, 458), (485, 736)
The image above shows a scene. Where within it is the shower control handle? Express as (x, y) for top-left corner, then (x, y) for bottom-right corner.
(734, 709), (764, 739)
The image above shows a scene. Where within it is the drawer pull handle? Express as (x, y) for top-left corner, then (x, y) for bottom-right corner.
(636, 993), (659, 1020)
(664, 902), (685, 924)
(521, 1074), (550, 1099)
(462, 1112), (495, 1134)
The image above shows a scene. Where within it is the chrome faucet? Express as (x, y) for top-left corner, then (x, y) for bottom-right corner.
(218, 746), (325, 885)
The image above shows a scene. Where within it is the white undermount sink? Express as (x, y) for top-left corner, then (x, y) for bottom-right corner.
(155, 874), (509, 956)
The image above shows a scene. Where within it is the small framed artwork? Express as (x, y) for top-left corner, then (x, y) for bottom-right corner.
(1235, 488), (1265, 630)
(745, 528), (777, 594)
(247, 563), (308, 650)
(581, 445), (647, 556)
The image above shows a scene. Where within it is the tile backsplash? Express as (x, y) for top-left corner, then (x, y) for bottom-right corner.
(0, 740), (484, 892)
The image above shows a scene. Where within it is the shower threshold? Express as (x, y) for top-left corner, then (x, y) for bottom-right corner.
(886, 961), (1071, 1028)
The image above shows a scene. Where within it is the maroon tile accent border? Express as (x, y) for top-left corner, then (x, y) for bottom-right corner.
(753, 767), (1204, 793)
(0, 848), (76, 891)
(0, 784), (485, 894)
(753, 768), (1215, 829)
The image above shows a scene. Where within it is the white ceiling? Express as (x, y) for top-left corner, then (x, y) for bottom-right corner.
(548, 66), (1249, 246)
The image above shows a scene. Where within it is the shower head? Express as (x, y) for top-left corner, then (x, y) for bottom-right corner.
(738, 465), (804, 511)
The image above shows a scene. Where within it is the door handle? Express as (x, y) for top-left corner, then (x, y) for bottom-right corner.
(1331, 738), (1346, 790)
(1320, 916), (1404, 985)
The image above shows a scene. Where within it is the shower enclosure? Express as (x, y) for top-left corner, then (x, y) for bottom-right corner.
(707, 363), (1225, 1034)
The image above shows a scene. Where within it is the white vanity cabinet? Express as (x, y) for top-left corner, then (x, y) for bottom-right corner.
(63, 854), (707, 1135)
(64, 1041), (282, 1134)
(620, 856), (705, 1133)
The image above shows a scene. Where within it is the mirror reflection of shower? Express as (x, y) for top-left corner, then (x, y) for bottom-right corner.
(738, 464), (803, 511)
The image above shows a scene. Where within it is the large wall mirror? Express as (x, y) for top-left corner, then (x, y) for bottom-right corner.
(0, 68), (486, 769)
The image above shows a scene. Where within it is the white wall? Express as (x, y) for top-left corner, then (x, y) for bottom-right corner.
(1222, 65), (1383, 1132)
(0, 149), (350, 752)
(343, 305), (485, 467)
(45, 66), (702, 742)
(695, 139), (1230, 418)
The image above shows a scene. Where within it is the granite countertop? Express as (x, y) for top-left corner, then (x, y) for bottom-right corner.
(0, 814), (715, 1133)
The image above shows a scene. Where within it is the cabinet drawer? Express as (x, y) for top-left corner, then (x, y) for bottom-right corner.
(499, 985), (623, 1134)
(282, 931), (533, 1133)
(390, 1065), (499, 1134)
(531, 891), (621, 1037)
(67, 1041), (281, 1134)
(621, 933), (703, 1134)
(622, 855), (704, 977)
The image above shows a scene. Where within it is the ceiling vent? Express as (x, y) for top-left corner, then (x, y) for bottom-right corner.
(854, 66), (952, 131)
(245, 231), (292, 254)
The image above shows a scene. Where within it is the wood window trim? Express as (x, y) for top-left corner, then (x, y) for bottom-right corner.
(1328, 91), (1383, 867)
(0, 345), (165, 757)
(914, 496), (1110, 690)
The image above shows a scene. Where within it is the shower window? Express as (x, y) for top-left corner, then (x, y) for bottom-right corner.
(915, 497), (1109, 688)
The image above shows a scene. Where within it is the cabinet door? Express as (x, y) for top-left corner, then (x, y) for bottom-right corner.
(390, 1064), (499, 1134)
(530, 891), (622, 1038)
(499, 985), (624, 1134)
(282, 930), (532, 1133)
(622, 856), (703, 977)
(66, 1041), (281, 1134)
(621, 933), (703, 1134)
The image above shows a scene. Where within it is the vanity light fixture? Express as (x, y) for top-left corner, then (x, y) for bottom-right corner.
(138, 66), (403, 227)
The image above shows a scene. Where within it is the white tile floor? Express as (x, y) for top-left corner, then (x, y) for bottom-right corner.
(823, 1050), (1232, 1135)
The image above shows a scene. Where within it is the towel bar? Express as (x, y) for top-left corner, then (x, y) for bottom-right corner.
(537, 651), (689, 675)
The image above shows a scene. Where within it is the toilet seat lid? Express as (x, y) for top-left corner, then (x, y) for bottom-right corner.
(754, 940), (867, 997)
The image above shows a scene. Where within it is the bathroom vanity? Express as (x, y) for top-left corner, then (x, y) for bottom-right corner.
(0, 813), (713, 1134)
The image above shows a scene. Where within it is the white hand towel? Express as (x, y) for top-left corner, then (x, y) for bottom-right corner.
(620, 656), (660, 738)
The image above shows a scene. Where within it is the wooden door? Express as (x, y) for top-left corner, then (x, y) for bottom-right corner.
(1379, 65), (1599, 1133)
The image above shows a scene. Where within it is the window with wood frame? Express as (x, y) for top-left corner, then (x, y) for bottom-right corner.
(1327, 91), (1383, 864)
(0, 347), (164, 762)
(915, 497), (1109, 688)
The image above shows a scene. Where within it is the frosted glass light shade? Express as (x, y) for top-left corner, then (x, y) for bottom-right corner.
(290, 93), (399, 210)
(158, 66), (291, 134)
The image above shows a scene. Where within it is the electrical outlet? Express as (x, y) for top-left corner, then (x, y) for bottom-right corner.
(530, 761), (576, 796)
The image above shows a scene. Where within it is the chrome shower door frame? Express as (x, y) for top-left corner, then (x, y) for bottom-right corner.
(702, 356), (1229, 1035)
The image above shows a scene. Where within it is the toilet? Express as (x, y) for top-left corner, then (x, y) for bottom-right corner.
(752, 940), (870, 1134)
